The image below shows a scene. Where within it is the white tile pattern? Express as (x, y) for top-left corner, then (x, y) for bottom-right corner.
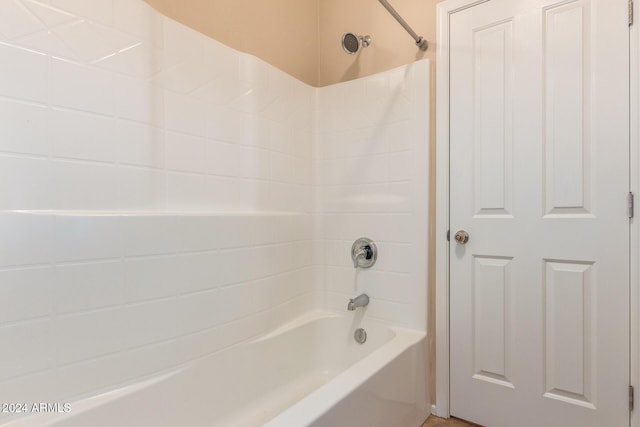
(317, 62), (430, 329)
(0, 213), (316, 421)
(0, 0), (429, 420)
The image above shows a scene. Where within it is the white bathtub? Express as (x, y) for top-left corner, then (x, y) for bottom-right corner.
(2, 311), (429, 427)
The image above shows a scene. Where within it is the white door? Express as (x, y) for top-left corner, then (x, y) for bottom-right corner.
(449, 0), (630, 426)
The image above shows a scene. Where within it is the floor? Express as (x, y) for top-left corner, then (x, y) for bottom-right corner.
(422, 415), (480, 426)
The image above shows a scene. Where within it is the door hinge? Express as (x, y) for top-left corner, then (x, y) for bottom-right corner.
(629, 192), (635, 218)
(447, 229), (450, 242)
(630, 0), (634, 26)
(630, 385), (635, 411)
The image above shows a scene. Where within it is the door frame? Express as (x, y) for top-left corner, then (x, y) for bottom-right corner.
(434, 0), (639, 422)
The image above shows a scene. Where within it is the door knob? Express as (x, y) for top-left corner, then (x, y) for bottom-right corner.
(454, 230), (469, 244)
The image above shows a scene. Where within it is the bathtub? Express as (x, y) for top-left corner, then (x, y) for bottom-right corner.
(2, 311), (429, 427)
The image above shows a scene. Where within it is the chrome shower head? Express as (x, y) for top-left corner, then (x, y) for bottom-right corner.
(341, 32), (371, 54)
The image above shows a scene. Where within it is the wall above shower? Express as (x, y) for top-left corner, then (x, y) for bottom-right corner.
(143, 0), (318, 85)
(143, 0), (443, 87)
(317, 0), (436, 86)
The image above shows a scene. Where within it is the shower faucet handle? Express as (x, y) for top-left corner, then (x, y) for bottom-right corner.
(351, 238), (377, 269)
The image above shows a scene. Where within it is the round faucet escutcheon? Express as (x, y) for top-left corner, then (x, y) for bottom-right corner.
(351, 237), (377, 269)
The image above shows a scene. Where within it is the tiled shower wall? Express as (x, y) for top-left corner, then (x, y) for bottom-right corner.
(0, 0), (314, 211)
(317, 62), (430, 329)
(0, 0), (429, 415)
(0, 0), (317, 417)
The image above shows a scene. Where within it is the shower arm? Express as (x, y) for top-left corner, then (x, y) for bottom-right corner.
(377, 0), (428, 51)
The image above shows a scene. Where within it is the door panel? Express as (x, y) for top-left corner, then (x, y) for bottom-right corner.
(449, 1), (629, 426)
(473, 20), (513, 217)
(544, 1), (592, 216)
(543, 259), (595, 408)
(472, 255), (513, 388)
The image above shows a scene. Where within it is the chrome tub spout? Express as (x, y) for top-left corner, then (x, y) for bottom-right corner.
(347, 294), (370, 311)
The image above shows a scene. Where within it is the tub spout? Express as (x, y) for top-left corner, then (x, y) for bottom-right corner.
(347, 294), (370, 311)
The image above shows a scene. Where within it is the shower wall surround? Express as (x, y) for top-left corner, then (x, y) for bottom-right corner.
(317, 63), (429, 329)
(0, 0), (317, 414)
(0, 0), (315, 212)
(0, 0), (429, 414)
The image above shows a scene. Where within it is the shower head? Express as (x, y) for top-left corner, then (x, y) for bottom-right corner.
(341, 32), (371, 54)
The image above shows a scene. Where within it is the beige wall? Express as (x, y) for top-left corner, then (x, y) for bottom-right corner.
(143, 0), (442, 88)
(143, 0), (319, 86)
(317, 0), (439, 86)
